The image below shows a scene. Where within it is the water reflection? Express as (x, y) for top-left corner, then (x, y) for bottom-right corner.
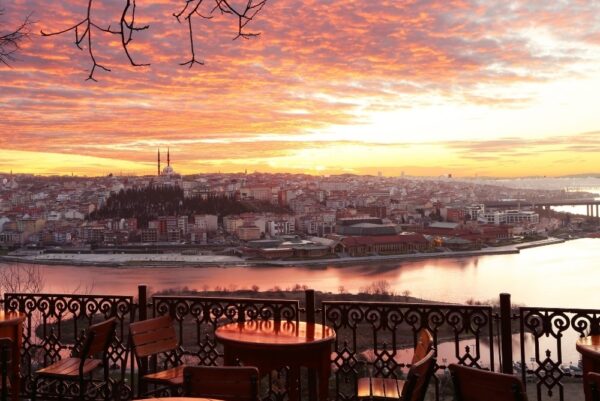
(1, 239), (598, 309)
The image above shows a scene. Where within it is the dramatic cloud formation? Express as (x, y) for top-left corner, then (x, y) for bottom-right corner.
(1, 0), (600, 176)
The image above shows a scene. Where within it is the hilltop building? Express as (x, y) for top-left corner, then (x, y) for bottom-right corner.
(155, 148), (182, 187)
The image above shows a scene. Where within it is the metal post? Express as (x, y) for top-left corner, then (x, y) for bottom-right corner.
(137, 284), (148, 397)
(499, 293), (513, 374)
(305, 289), (316, 324)
(305, 289), (317, 400)
(138, 284), (148, 321)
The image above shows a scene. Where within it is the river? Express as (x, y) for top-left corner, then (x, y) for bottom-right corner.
(2, 238), (597, 309)
(2, 236), (598, 378)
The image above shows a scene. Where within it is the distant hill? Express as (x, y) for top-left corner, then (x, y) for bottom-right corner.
(88, 186), (289, 227)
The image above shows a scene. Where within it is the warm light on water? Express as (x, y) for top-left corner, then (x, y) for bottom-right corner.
(10, 238), (598, 309)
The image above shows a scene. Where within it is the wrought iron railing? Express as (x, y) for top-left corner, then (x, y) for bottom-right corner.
(321, 301), (495, 401)
(151, 295), (300, 367)
(3, 292), (135, 400)
(151, 294), (301, 400)
(0, 288), (596, 401)
(518, 307), (600, 401)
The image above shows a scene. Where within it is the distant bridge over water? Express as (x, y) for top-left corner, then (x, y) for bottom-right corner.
(484, 199), (600, 217)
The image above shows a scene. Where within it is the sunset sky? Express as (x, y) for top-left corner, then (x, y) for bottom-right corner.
(1, 0), (600, 177)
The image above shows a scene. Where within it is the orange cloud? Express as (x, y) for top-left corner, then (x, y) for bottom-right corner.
(1, 1), (600, 176)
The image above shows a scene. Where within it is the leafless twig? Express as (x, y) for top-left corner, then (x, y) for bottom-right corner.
(0, 263), (44, 295)
(39, 0), (267, 80)
(214, 0), (266, 40)
(40, 0), (149, 81)
(174, 0), (267, 68)
(0, 8), (33, 67)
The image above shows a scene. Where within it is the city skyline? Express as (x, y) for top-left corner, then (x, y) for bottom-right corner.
(2, 1), (600, 177)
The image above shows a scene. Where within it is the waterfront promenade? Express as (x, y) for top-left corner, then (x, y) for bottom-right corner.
(1, 237), (564, 267)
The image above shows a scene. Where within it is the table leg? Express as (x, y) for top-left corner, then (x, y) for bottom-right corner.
(317, 347), (332, 401)
(222, 345), (236, 366)
(11, 322), (22, 401)
(287, 366), (301, 401)
(307, 367), (317, 401)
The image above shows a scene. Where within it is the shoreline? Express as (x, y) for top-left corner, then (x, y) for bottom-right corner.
(0, 237), (567, 268)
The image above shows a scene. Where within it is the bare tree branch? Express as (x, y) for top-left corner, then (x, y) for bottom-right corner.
(0, 7), (33, 67)
(0, 263), (44, 295)
(214, 0), (266, 40)
(175, 0), (266, 67)
(37, 0), (267, 80)
(40, 0), (149, 81)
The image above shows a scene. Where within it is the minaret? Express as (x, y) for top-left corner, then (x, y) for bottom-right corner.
(157, 148), (161, 176)
(167, 147), (170, 166)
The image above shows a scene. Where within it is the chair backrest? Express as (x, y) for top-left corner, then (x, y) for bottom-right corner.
(129, 315), (178, 359)
(80, 317), (117, 359)
(0, 337), (12, 401)
(449, 364), (528, 401)
(589, 372), (600, 401)
(411, 328), (434, 365)
(183, 366), (260, 401)
(402, 349), (436, 401)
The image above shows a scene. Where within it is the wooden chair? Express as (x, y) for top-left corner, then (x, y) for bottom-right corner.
(183, 366), (260, 401)
(358, 349), (435, 401)
(358, 328), (434, 400)
(448, 364), (528, 401)
(0, 338), (12, 401)
(129, 315), (184, 396)
(31, 317), (117, 401)
(588, 372), (600, 401)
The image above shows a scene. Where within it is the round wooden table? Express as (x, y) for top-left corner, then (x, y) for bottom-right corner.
(577, 335), (600, 401)
(215, 320), (336, 401)
(0, 311), (25, 401)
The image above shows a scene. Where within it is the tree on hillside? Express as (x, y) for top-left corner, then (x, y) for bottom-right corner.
(0, 5), (32, 66)
(40, 0), (267, 81)
(88, 185), (290, 227)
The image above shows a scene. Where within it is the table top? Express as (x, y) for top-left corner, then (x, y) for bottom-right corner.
(577, 335), (600, 359)
(0, 311), (25, 325)
(135, 398), (225, 401)
(215, 320), (335, 347)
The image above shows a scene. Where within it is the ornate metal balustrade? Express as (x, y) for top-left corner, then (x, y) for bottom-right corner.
(2, 289), (598, 401)
(321, 301), (495, 401)
(519, 307), (600, 401)
(152, 295), (301, 400)
(3, 292), (135, 400)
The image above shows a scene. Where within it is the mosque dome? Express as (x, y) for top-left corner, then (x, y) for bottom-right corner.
(162, 165), (175, 175)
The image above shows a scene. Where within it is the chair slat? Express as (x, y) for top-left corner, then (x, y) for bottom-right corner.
(449, 364), (528, 401)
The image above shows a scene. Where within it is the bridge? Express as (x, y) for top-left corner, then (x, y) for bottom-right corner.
(483, 198), (600, 217)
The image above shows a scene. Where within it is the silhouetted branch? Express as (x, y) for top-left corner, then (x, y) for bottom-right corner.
(174, 0), (267, 68)
(40, 0), (149, 81)
(0, 8), (33, 67)
(214, 0), (266, 40)
(39, 0), (267, 80)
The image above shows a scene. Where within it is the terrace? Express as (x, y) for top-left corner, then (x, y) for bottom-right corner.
(0, 286), (597, 401)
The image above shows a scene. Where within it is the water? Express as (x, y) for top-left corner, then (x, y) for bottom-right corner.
(552, 186), (600, 215)
(2, 238), (598, 386)
(7, 238), (596, 309)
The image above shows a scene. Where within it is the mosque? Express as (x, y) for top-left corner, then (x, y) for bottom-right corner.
(155, 148), (182, 186)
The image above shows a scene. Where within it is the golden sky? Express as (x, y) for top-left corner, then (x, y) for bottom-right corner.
(1, 0), (600, 177)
